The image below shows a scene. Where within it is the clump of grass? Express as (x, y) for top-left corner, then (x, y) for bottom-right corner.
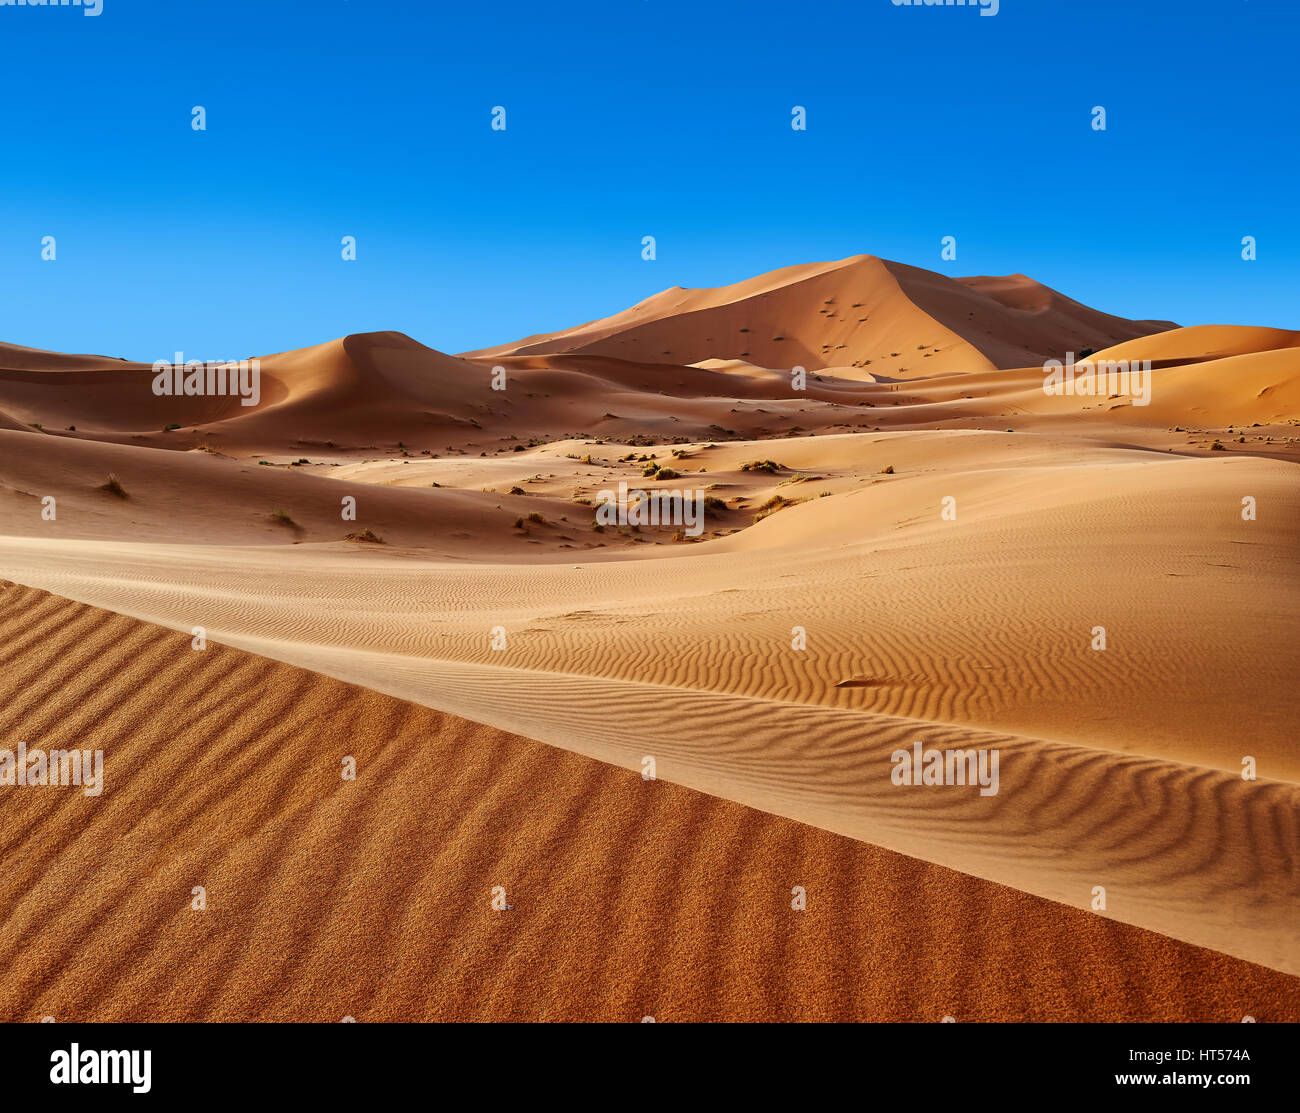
(526, 511), (546, 524)
(101, 473), (127, 498)
(703, 496), (728, 514)
(344, 528), (384, 544)
(271, 507), (295, 526)
(1210, 440), (1226, 451)
(513, 516), (526, 529)
(753, 495), (799, 522)
(652, 466), (679, 480)
(740, 459), (783, 474)
(779, 473), (822, 486)
(880, 464), (895, 474)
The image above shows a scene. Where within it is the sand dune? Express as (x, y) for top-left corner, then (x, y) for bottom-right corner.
(888, 260), (1177, 370)
(1, 252), (1297, 1018)
(0, 341), (147, 373)
(0, 334), (485, 453)
(0, 330), (895, 460)
(1, 286), (1291, 472)
(0, 584), (1293, 1022)
(0, 430), (1295, 974)
(1090, 324), (1300, 365)
(469, 254), (1175, 374)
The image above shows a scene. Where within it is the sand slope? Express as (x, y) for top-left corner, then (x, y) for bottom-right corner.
(0, 584), (1294, 1023)
(0, 430), (1296, 975)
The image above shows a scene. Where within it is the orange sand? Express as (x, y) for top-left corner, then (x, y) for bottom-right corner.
(1, 253), (1297, 1020)
(0, 584), (1293, 1023)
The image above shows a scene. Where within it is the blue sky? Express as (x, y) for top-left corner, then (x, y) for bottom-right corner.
(1, 0), (1295, 361)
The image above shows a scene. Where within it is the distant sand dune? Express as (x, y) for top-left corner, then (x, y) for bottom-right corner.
(1090, 324), (1300, 364)
(468, 254), (1174, 375)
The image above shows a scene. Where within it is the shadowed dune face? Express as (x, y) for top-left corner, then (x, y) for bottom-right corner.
(0, 584), (1294, 1023)
(888, 261), (1178, 370)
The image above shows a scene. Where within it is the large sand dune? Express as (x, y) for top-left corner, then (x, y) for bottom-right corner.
(468, 254), (1176, 376)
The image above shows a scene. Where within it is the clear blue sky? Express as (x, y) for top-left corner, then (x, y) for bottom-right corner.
(1, 0), (1295, 362)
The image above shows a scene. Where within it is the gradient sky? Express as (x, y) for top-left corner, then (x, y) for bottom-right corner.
(1, 0), (1295, 362)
